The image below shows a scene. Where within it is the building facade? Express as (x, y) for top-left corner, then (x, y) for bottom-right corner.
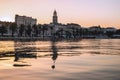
(15, 14), (37, 27)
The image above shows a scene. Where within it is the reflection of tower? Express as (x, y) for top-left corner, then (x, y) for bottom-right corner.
(51, 41), (58, 69)
(53, 10), (58, 24)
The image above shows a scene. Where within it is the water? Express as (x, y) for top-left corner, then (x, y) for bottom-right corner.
(0, 39), (120, 80)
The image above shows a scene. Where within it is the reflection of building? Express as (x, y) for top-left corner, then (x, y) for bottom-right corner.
(15, 15), (37, 27)
(14, 41), (37, 62)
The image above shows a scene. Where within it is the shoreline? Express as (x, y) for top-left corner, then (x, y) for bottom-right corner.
(0, 36), (120, 41)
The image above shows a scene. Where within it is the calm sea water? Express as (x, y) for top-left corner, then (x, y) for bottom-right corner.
(0, 39), (120, 80)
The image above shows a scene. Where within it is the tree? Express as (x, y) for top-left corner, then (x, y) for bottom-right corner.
(26, 25), (32, 37)
(106, 31), (115, 37)
(50, 26), (54, 36)
(9, 23), (17, 37)
(42, 24), (48, 38)
(72, 27), (76, 38)
(0, 25), (7, 37)
(78, 28), (82, 37)
(19, 24), (25, 37)
(32, 25), (38, 37)
(116, 29), (120, 34)
(37, 24), (42, 36)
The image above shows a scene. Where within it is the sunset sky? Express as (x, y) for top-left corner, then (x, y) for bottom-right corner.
(0, 0), (120, 28)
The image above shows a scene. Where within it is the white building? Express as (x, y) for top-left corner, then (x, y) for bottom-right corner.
(15, 14), (37, 27)
(88, 26), (101, 32)
(106, 27), (117, 32)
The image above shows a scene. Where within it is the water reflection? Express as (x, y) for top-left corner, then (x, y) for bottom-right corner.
(13, 41), (37, 67)
(0, 39), (120, 68)
(51, 39), (58, 69)
(13, 64), (31, 67)
(13, 39), (59, 68)
(14, 52), (37, 61)
(0, 39), (120, 80)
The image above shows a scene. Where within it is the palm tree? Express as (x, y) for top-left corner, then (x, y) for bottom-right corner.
(78, 28), (82, 38)
(72, 27), (76, 38)
(26, 25), (32, 37)
(0, 25), (7, 37)
(42, 24), (48, 39)
(50, 26), (53, 36)
(32, 25), (38, 37)
(19, 24), (25, 37)
(37, 24), (42, 36)
(9, 23), (17, 37)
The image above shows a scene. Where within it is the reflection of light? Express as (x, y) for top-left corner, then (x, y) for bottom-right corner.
(0, 16), (14, 22)
(0, 57), (14, 69)
(0, 41), (14, 53)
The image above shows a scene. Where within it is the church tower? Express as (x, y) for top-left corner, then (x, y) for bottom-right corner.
(53, 10), (58, 24)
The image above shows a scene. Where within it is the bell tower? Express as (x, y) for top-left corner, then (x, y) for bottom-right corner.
(53, 10), (58, 24)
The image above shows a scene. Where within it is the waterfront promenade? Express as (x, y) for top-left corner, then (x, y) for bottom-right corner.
(0, 37), (52, 41)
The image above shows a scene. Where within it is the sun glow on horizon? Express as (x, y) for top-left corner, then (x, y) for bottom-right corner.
(0, 0), (120, 28)
(0, 16), (14, 22)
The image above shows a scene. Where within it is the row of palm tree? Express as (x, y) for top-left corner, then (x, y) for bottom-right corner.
(9, 23), (17, 37)
(0, 23), (41, 37)
(8, 23), (51, 38)
(18, 24), (42, 37)
(0, 23), (120, 39)
(0, 25), (7, 36)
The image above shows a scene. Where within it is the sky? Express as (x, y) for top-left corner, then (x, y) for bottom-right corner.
(0, 0), (120, 28)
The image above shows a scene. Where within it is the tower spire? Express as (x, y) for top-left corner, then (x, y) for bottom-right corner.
(53, 10), (58, 24)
